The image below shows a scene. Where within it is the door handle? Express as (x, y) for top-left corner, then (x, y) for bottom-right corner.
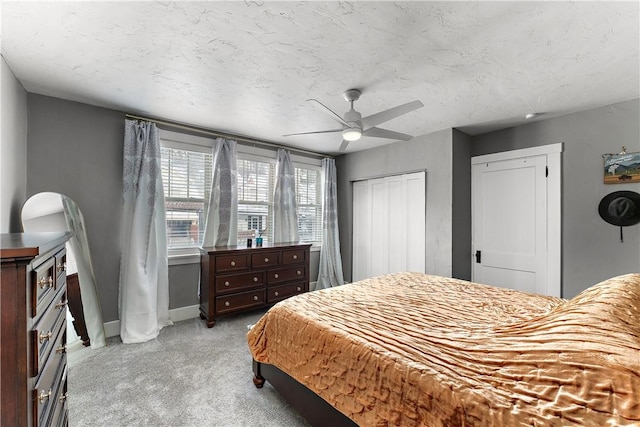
(475, 250), (481, 263)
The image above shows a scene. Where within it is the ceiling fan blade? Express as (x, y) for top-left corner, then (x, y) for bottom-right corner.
(339, 140), (350, 152)
(361, 100), (424, 130)
(283, 128), (343, 137)
(362, 127), (413, 141)
(307, 98), (353, 128)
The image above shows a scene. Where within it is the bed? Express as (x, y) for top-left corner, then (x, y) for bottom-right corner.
(247, 272), (640, 426)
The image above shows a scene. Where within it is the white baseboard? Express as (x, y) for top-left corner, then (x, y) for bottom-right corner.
(103, 283), (317, 339)
(103, 304), (201, 338)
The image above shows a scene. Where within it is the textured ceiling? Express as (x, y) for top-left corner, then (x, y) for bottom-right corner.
(1, 1), (639, 155)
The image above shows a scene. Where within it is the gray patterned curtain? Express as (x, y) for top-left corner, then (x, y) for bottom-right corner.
(119, 119), (172, 344)
(273, 149), (299, 243)
(203, 138), (238, 247)
(316, 157), (344, 289)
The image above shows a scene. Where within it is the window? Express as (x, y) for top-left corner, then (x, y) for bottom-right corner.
(295, 166), (322, 243)
(160, 145), (212, 250)
(235, 157), (323, 246)
(160, 130), (323, 254)
(237, 157), (275, 245)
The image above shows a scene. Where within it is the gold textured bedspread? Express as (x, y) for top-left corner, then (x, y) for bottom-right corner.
(247, 272), (640, 426)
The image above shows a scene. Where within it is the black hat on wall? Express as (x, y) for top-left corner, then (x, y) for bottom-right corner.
(598, 191), (640, 227)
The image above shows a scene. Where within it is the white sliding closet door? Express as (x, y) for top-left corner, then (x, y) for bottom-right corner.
(352, 171), (426, 282)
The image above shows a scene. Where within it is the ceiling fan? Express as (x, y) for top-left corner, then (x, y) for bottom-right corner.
(284, 89), (424, 151)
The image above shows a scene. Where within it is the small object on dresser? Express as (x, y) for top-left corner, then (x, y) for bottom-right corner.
(256, 237), (263, 247)
(247, 238), (252, 248)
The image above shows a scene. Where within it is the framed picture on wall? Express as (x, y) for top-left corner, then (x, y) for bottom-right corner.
(603, 151), (640, 184)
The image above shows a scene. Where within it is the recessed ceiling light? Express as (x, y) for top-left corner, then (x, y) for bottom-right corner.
(525, 112), (544, 120)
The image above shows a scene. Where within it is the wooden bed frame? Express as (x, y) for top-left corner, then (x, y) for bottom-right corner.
(252, 360), (357, 426)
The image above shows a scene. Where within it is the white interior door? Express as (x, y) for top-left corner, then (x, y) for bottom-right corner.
(352, 172), (425, 282)
(472, 144), (562, 297)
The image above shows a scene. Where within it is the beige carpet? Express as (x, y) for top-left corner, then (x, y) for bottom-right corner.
(68, 309), (310, 427)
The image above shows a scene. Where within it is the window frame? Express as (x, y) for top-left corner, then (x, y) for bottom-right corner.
(160, 130), (216, 260)
(236, 153), (276, 246)
(294, 164), (323, 245)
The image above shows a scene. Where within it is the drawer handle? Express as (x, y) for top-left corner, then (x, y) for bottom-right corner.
(293, 254), (298, 260)
(253, 277), (258, 282)
(55, 344), (67, 354)
(297, 287), (301, 292)
(38, 277), (53, 289)
(297, 270), (301, 275)
(56, 262), (66, 273)
(224, 281), (230, 287)
(224, 301), (230, 307)
(55, 300), (68, 310)
(274, 291), (279, 297)
(230, 261), (236, 267)
(253, 295), (259, 301)
(38, 389), (52, 404)
(39, 331), (53, 344)
(59, 392), (68, 403)
(264, 258), (269, 263)
(274, 273), (279, 279)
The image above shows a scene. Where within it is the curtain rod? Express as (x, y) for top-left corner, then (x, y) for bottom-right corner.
(125, 113), (329, 159)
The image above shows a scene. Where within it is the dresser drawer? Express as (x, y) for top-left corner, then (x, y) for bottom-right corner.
(215, 271), (265, 294)
(31, 257), (56, 318)
(251, 251), (280, 268)
(215, 254), (250, 273)
(31, 289), (67, 377)
(282, 248), (306, 265)
(32, 344), (66, 427)
(215, 289), (266, 314)
(267, 282), (306, 304)
(48, 365), (68, 427)
(268, 266), (306, 285)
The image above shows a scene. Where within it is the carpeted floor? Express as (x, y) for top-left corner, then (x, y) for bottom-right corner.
(68, 309), (311, 427)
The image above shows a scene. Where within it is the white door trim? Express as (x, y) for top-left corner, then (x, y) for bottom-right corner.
(472, 143), (563, 297)
(471, 143), (563, 165)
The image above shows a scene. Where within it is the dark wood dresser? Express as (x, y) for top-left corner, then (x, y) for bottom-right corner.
(200, 243), (311, 327)
(1, 232), (71, 427)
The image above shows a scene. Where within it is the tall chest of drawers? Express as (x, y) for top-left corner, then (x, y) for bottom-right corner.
(1, 232), (71, 427)
(200, 243), (311, 327)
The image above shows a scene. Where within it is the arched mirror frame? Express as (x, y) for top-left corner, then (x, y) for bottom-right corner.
(22, 192), (106, 349)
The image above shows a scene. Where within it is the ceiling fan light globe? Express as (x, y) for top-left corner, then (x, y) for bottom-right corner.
(342, 128), (362, 141)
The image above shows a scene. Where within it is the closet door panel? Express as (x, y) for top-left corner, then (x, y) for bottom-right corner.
(387, 176), (406, 274)
(369, 178), (388, 278)
(404, 172), (426, 273)
(352, 181), (370, 282)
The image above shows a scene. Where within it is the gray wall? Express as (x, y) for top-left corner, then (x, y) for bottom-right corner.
(19, 92), (640, 320)
(471, 99), (640, 298)
(25, 94), (321, 322)
(1, 56), (28, 233)
(451, 129), (472, 280)
(337, 128), (473, 282)
(27, 94), (124, 321)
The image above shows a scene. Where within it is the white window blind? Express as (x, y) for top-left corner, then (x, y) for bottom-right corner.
(160, 146), (212, 250)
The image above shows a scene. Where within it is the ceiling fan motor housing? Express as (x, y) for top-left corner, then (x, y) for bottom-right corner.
(343, 109), (362, 129)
